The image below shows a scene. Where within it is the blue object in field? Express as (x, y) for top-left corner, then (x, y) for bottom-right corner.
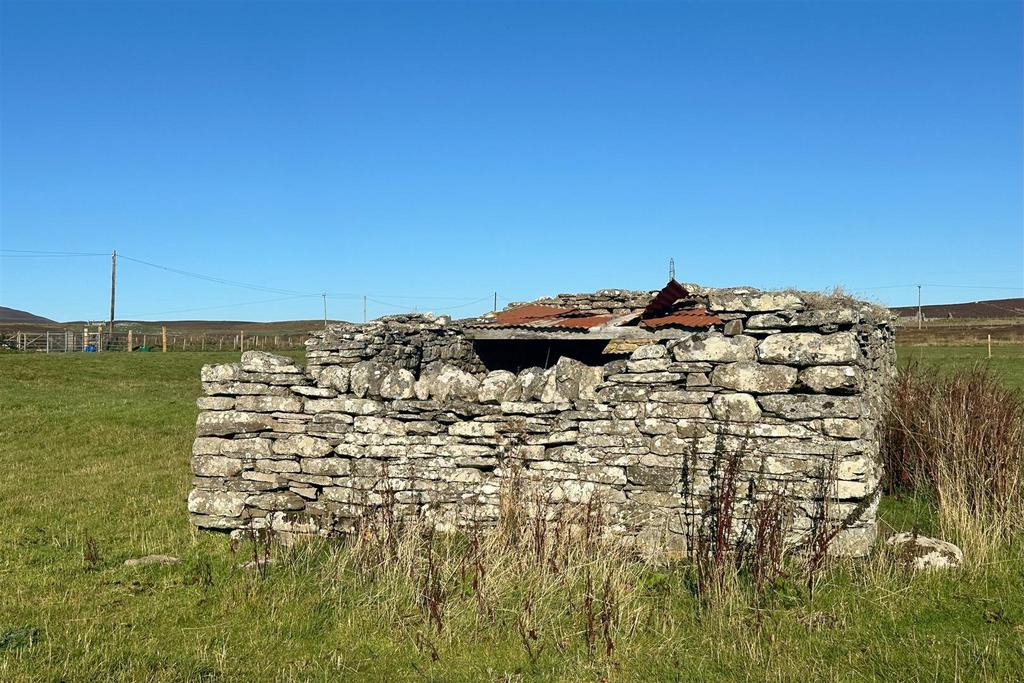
(84, 344), (97, 352)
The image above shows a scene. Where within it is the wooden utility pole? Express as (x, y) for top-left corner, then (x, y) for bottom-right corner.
(363, 296), (367, 323)
(322, 293), (328, 328)
(109, 250), (117, 349)
(493, 291), (497, 312)
(917, 285), (922, 330)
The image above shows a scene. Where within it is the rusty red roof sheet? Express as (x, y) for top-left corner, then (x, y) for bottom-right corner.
(640, 306), (722, 329)
(491, 305), (577, 325)
(549, 315), (614, 329)
(644, 279), (689, 316)
(473, 286), (720, 333)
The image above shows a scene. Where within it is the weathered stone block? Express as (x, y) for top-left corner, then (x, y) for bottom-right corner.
(354, 415), (407, 436)
(191, 455), (243, 477)
(350, 361), (388, 398)
(235, 395), (303, 413)
(798, 365), (862, 394)
(722, 319), (743, 336)
(187, 489), (246, 517)
(626, 358), (672, 373)
(201, 363), (241, 383)
(272, 435), (333, 457)
(305, 398), (382, 415)
(220, 437), (273, 458)
(608, 371), (684, 384)
(197, 396), (235, 410)
(203, 382), (292, 396)
(626, 466), (679, 489)
(449, 421), (498, 437)
(670, 333), (757, 362)
(423, 364), (481, 402)
(757, 332), (860, 366)
(708, 289), (803, 312)
(710, 393), (761, 422)
(255, 458), (301, 473)
(647, 390), (713, 404)
(631, 344), (668, 360)
(196, 411), (274, 436)
(241, 351), (303, 374)
(301, 458), (351, 476)
(821, 418), (863, 439)
(757, 394), (864, 419)
(477, 370), (516, 404)
(379, 368), (416, 400)
(686, 372), (710, 388)
(318, 366), (350, 393)
(646, 403), (712, 419)
(193, 436), (227, 456)
(247, 491), (305, 511)
(711, 362), (797, 394)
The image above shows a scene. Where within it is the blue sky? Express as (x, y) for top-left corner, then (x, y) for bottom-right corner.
(1, 0), (1021, 322)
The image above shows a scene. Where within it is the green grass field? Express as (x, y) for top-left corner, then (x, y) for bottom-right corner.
(897, 344), (1024, 392)
(1, 348), (1022, 681)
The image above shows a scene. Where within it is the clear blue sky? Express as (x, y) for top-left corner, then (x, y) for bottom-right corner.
(1, 0), (1022, 322)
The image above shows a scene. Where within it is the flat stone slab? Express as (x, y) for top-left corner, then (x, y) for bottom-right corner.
(123, 554), (180, 567)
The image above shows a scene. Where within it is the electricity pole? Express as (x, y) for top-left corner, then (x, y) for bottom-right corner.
(322, 293), (328, 328)
(363, 295), (367, 323)
(493, 291), (497, 312)
(921, 282), (929, 331)
(109, 249), (117, 349)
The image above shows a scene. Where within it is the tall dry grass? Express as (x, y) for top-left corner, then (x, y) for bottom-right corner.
(320, 468), (649, 662)
(882, 363), (1024, 561)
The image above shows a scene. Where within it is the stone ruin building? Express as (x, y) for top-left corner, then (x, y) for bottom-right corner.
(188, 281), (895, 556)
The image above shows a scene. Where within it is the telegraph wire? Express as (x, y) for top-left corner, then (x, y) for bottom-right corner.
(1, 249), (109, 258)
(365, 295), (492, 312)
(118, 254), (315, 297)
(116, 294), (319, 319)
(6, 246), (1022, 319)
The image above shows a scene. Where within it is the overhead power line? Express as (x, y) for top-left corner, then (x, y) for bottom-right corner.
(1, 249), (108, 258)
(117, 294), (318, 319)
(857, 283), (1024, 292)
(118, 254), (315, 296)
(365, 295), (492, 312)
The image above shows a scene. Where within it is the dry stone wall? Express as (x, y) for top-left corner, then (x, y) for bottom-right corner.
(189, 287), (895, 556)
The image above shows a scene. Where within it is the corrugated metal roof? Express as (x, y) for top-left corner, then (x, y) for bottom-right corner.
(472, 283), (720, 334)
(549, 315), (614, 329)
(640, 307), (722, 329)
(644, 279), (689, 316)
(490, 305), (577, 325)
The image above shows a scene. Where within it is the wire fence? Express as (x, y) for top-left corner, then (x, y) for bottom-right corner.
(1, 330), (307, 353)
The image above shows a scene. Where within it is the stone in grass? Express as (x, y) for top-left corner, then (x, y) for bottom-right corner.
(238, 557), (274, 571)
(123, 554), (180, 567)
(886, 532), (963, 571)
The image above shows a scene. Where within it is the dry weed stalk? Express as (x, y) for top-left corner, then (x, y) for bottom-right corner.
(882, 363), (1023, 559)
(330, 451), (642, 662)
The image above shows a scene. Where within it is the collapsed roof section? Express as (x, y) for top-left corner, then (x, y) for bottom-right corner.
(465, 280), (722, 340)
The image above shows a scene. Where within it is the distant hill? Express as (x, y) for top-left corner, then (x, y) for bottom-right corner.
(0, 306), (56, 324)
(891, 298), (1024, 319)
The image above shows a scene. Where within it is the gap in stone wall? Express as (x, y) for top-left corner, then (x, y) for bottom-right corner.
(473, 338), (616, 373)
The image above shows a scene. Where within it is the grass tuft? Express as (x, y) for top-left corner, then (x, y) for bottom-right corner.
(882, 362), (1024, 563)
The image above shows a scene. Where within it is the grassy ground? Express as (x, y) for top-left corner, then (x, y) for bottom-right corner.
(1, 350), (1023, 681)
(897, 344), (1024, 392)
